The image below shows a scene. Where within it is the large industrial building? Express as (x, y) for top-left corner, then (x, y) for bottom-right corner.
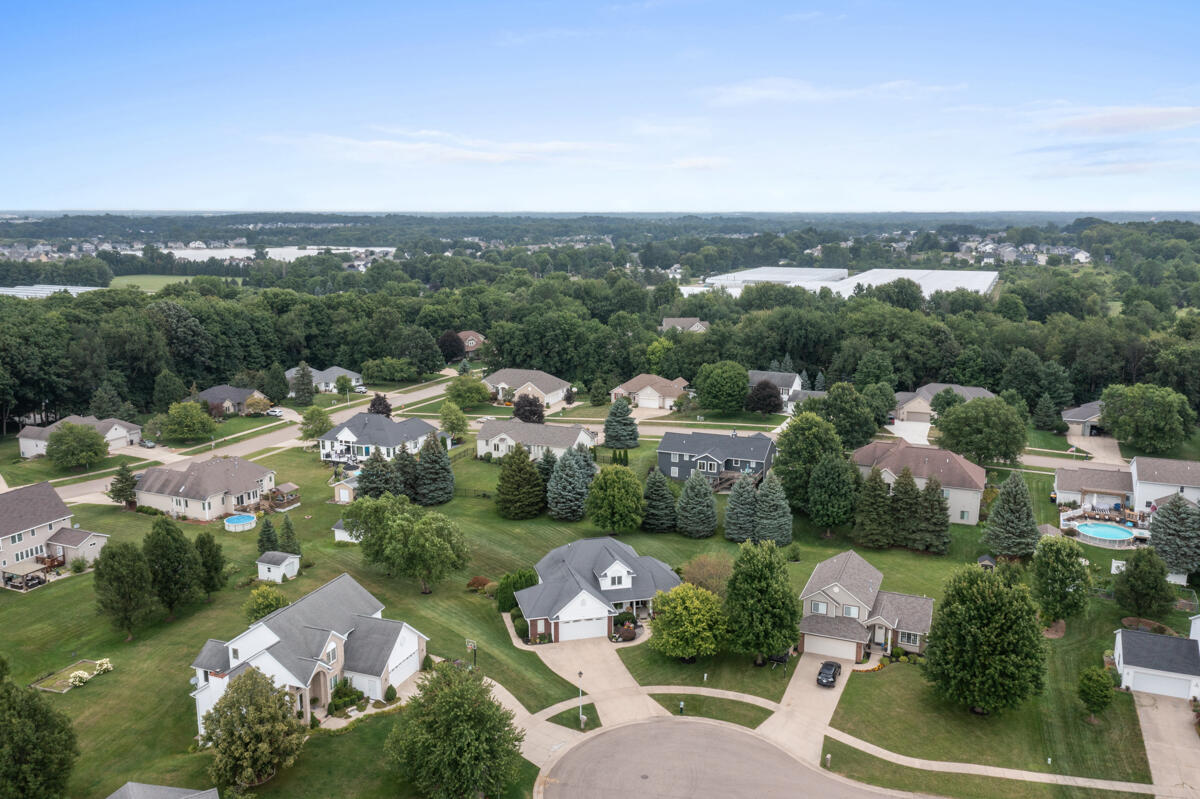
(684, 267), (998, 299)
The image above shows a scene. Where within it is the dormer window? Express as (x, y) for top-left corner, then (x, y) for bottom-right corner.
(611, 575), (623, 587)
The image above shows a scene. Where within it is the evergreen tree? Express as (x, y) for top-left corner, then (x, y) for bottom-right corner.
(536, 449), (558, 495)
(983, 472), (1041, 557)
(356, 449), (393, 498)
(1114, 547), (1175, 619)
(1032, 392), (1058, 431)
(585, 465), (644, 533)
(755, 472), (793, 545)
(390, 446), (417, 499)
(780, 353), (795, 373)
(0, 655), (79, 799)
(769, 358), (780, 371)
(640, 468), (676, 533)
(291, 361), (315, 406)
(278, 514), (301, 557)
(106, 462), (138, 508)
(854, 466), (893, 549)
(1147, 494), (1200, 575)
(93, 541), (155, 640)
(890, 468), (922, 549)
(603, 397), (639, 449)
(194, 531), (228, 600)
(807, 454), (860, 537)
(257, 517), (279, 554)
(724, 541), (800, 665)
(142, 516), (202, 620)
(89, 382), (126, 419)
(676, 470), (718, 539)
(814, 370), (826, 391)
(798, 368), (808, 390)
(918, 477), (952, 554)
(153, 368), (188, 412)
(368, 392), (393, 415)
(414, 435), (454, 505)
(723, 474), (758, 542)
(263, 362), (290, 405)
(546, 448), (592, 521)
(496, 444), (544, 519)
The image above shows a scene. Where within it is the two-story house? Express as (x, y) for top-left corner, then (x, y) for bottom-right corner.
(514, 538), (680, 642)
(851, 440), (986, 525)
(456, 330), (487, 357)
(747, 370), (802, 402)
(656, 430), (776, 482)
(0, 482), (109, 590)
(798, 550), (933, 661)
(189, 574), (427, 734)
(317, 413), (441, 465)
(135, 457), (276, 520)
(476, 418), (596, 460)
(1131, 456), (1200, 512)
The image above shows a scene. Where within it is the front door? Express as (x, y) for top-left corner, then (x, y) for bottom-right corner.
(874, 625), (886, 645)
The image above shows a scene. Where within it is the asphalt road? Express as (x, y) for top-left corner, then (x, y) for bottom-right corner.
(540, 718), (886, 799)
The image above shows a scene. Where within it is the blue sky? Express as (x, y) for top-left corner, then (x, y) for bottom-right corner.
(2, 0), (1198, 212)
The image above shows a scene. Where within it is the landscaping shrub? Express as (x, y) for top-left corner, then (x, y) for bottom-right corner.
(513, 617), (529, 640)
(135, 505), (164, 516)
(483, 581), (499, 597)
(613, 611), (635, 626)
(384, 684), (397, 703)
(783, 542), (803, 562)
(509, 606), (524, 620)
(891, 647), (905, 659)
(482, 452), (493, 463)
(69, 557), (87, 574)
(327, 678), (365, 713)
(467, 576), (490, 592)
(496, 568), (539, 612)
(422, 654), (433, 671)
(301, 559), (314, 569)
(310, 714), (321, 729)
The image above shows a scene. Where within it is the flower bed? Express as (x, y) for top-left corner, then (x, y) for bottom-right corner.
(32, 658), (112, 693)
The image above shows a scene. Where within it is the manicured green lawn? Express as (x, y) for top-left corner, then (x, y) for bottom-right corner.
(157, 414), (278, 448)
(1026, 427), (1078, 453)
(648, 408), (788, 426)
(548, 403), (610, 419)
(179, 421), (295, 455)
(1119, 428), (1200, 461)
(821, 738), (1143, 799)
(547, 702), (601, 732)
(649, 693), (773, 728)
(829, 600), (1151, 783)
(109, 274), (196, 292)
(284, 392), (345, 409)
(0, 436), (149, 486)
(620, 645), (796, 702)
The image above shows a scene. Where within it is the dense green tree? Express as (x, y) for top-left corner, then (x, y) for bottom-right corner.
(755, 472), (793, 545)
(1077, 666), (1114, 723)
(445, 375), (491, 410)
(202, 667), (306, 790)
(513, 393), (545, 423)
(106, 462), (138, 508)
(194, 531), (228, 600)
(439, 400), (468, 441)
(437, 329), (466, 362)
(1031, 535), (1090, 624)
(0, 655), (79, 799)
(243, 584), (288, 622)
(803, 382), (877, 449)
(161, 401), (217, 442)
(385, 664), (524, 799)
(535, 448), (558, 495)
(681, 552), (733, 597)
(342, 494), (422, 572)
(807, 454), (860, 536)
(723, 473), (758, 542)
(257, 517), (279, 554)
(263, 362), (290, 405)
(585, 464), (644, 533)
(694, 360), (749, 413)
(88, 382), (126, 419)
(413, 435), (454, 505)
(983, 472), (1041, 557)
(496, 444), (544, 519)
(603, 397), (639, 448)
(924, 567), (1046, 714)
(1147, 494), (1200, 575)
(368, 392), (392, 416)
(745, 380), (783, 414)
(724, 541), (800, 665)
(860, 381), (895, 427)
(142, 516), (202, 620)
(641, 467), (676, 533)
(890, 467), (922, 549)
(290, 362), (315, 406)
(495, 568), (539, 613)
(1101, 383), (1197, 454)
(278, 514), (301, 557)
(46, 422), (108, 471)
(393, 512), (470, 593)
(546, 448), (592, 522)
(1114, 547), (1175, 619)
(676, 470), (718, 538)
(649, 583), (726, 662)
(390, 446), (417, 499)
(334, 374), (354, 400)
(298, 405), (332, 441)
(918, 477), (952, 554)
(1032, 392), (1058, 430)
(999, 388), (1031, 427)
(356, 449), (394, 499)
(93, 541), (155, 640)
(853, 349), (896, 389)
(1039, 361), (1075, 410)
(936, 397), (1027, 464)
(152, 368), (188, 412)
(774, 411), (842, 511)
(929, 386), (964, 418)
(854, 466), (893, 549)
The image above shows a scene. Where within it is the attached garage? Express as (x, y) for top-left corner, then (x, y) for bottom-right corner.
(1114, 628), (1200, 701)
(558, 617), (608, 642)
(903, 410), (931, 423)
(389, 650), (419, 686)
(801, 635), (858, 660)
(1131, 671), (1192, 699)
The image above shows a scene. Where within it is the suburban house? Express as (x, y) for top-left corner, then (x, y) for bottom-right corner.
(784, 388), (827, 414)
(477, 418), (596, 460)
(18, 414), (142, 458)
(0, 482), (109, 590)
(798, 550), (934, 660)
(852, 440), (986, 525)
(891, 383), (995, 423)
(1053, 466), (1133, 509)
(515, 538), (681, 642)
(332, 474), (358, 505)
(609, 374), (689, 409)
(1062, 400), (1103, 436)
(317, 412), (441, 465)
(195, 385), (267, 416)
(256, 551), (300, 583)
(1113, 615), (1200, 700)
(457, 330), (487, 356)
(136, 457), (276, 520)
(482, 368), (571, 405)
(656, 430), (776, 483)
(748, 369), (802, 401)
(190, 574), (428, 734)
(659, 317), (710, 333)
(1130, 456), (1200, 511)
(105, 783), (218, 799)
(285, 365), (362, 395)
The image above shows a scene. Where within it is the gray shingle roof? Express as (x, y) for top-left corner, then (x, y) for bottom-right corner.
(800, 550), (883, 611)
(257, 551), (298, 567)
(196, 385), (260, 405)
(1054, 466), (1132, 495)
(318, 412), (436, 447)
(104, 782), (219, 799)
(137, 457), (272, 501)
(342, 616), (412, 676)
(515, 537), (680, 620)
(1134, 457), (1200, 488)
(748, 370), (799, 390)
(1062, 400), (1103, 423)
(613, 373), (689, 397)
(868, 591), (934, 634)
(190, 639), (231, 673)
(800, 613), (870, 643)
(46, 527), (108, 548)
(18, 414), (141, 441)
(478, 418), (594, 450)
(788, 388), (827, 403)
(660, 317), (709, 332)
(853, 440), (986, 491)
(656, 430), (775, 463)
(0, 481), (71, 539)
(1118, 629), (1200, 676)
(482, 368), (570, 395)
(912, 382), (995, 403)
(286, 365), (361, 383)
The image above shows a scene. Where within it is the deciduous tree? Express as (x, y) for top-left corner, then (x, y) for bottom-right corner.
(243, 584), (288, 622)
(368, 392), (392, 416)
(774, 411), (842, 511)
(93, 541), (155, 640)
(649, 583), (726, 662)
(860, 381), (895, 427)
(929, 386), (963, 419)
(1078, 666), (1113, 722)
(1031, 535), (1090, 624)
(298, 405), (332, 441)
(202, 667), (306, 790)
(513, 393), (545, 423)
(676, 470), (718, 539)
(142, 516), (201, 620)
(724, 541), (799, 666)
(585, 464), (644, 533)
(0, 655), (79, 799)
(445, 375), (491, 410)
(745, 380), (783, 414)
(162, 400), (217, 442)
(394, 512), (470, 594)
(936, 397), (1027, 464)
(153, 368), (188, 411)
(437, 329), (466, 362)
(46, 422), (108, 471)
(439, 400), (468, 441)
(682, 551), (734, 597)
(694, 360), (749, 413)
(853, 350), (896, 389)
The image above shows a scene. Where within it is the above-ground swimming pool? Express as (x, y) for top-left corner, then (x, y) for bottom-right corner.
(1074, 521), (1134, 541)
(225, 514), (257, 532)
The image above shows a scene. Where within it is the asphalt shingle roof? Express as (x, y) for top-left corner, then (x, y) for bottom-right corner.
(801, 550), (883, 611)
(190, 639), (231, 673)
(748, 370), (799, 390)
(1118, 629), (1200, 676)
(46, 527), (107, 548)
(137, 457), (272, 502)
(318, 412), (437, 448)
(104, 782), (219, 799)
(799, 613), (870, 643)
(482, 368), (570, 395)
(256, 551), (298, 567)
(1054, 466), (1132, 495)
(1062, 400), (1103, 423)
(613, 373), (689, 397)
(868, 591), (934, 634)
(343, 616), (415, 676)
(853, 440), (986, 491)
(285, 365), (361, 383)
(196, 385), (259, 405)
(1134, 456), (1200, 489)
(478, 418), (594, 450)
(656, 431), (775, 463)
(18, 414), (140, 441)
(0, 481), (71, 538)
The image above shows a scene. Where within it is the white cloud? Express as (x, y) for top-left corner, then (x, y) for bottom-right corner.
(701, 76), (965, 106)
(1045, 106), (1200, 135)
(275, 130), (620, 165)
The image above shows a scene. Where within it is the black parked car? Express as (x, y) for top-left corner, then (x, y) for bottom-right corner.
(816, 660), (842, 687)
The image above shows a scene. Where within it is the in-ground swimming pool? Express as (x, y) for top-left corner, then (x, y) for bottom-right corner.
(1074, 521), (1134, 540)
(224, 513), (257, 532)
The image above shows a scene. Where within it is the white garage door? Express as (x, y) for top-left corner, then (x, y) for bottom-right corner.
(905, 411), (931, 423)
(558, 617), (607, 641)
(1131, 670), (1191, 699)
(803, 635), (857, 660)
(388, 651), (419, 688)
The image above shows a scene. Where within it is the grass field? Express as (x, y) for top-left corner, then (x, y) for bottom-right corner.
(1119, 428), (1200, 461)
(0, 436), (148, 487)
(829, 600), (1151, 783)
(179, 421), (294, 455)
(1025, 427), (1078, 453)
(548, 403), (611, 419)
(109, 274), (199, 292)
(649, 693), (774, 728)
(649, 408), (788, 426)
(547, 702), (601, 732)
(157, 414), (279, 448)
(621, 647), (795, 702)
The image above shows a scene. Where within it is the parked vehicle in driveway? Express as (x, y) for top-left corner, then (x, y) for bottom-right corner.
(266, 408), (284, 417)
(354, 386), (368, 394)
(139, 439), (157, 448)
(816, 660), (842, 687)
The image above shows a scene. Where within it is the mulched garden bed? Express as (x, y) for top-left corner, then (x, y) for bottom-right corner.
(1121, 617), (1178, 635)
(32, 659), (99, 693)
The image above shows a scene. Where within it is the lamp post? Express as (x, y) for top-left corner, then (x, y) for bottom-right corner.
(578, 670), (584, 725)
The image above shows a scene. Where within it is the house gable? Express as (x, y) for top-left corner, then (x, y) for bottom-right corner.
(555, 588), (614, 621)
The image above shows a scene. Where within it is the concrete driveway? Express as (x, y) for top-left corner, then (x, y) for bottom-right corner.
(531, 638), (668, 726)
(1071, 431), (1126, 465)
(885, 421), (931, 445)
(758, 653), (852, 764)
(1135, 692), (1200, 795)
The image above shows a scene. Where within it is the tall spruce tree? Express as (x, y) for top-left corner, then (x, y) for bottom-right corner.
(723, 474), (758, 542)
(496, 444), (544, 519)
(755, 472), (793, 545)
(814, 370), (826, 391)
(291, 361), (315, 406)
(1148, 494), (1200, 575)
(278, 515), (301, 556)
(546, 448), (591, 521)
(918, 477), (952, 554)
(983, 472), (1041, 557)
(142, 516), (202, 621)
(603, 397), (639, 449)
(780, 353), (795, 373)
(107, 462), (138, 508)
(356, 449), (393, 498)
(890, 468), (922, 549)
(263, 362), (290, 405)
(676, 470), (718, 539)
(854, 466), (893, 549)
(89, 382), (126, 419)
(257, 517), (279, 554)
(536, 449), (558, 500)
(391, 446), (417, 499)
(641, 468), (677, 533)
(1032, 392), (1058, 431)
(414, 435), (454, 505)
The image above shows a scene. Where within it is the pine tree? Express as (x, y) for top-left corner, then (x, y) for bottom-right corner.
(496, 444), (544, 519)
(414, 435), (454, 505)
(547, 448), (591, 521)
(536, 449), (558, 497)
(798, 368), (809, 390)
(391, 446), (417, 499)
(142, 516), (202, 620)
(983, 472), (1041, 557)
(755, 472), (793, 545)
(723, 474), (758, 542)
(854, 466), (893, 549)
(1032, 392), (1058, 431)
(641, 468), (676, 533)
(676, 470), (718, 539)
(890, 468), (922, 549)
(89, 383), (125, 419)
(814, 370), (826, 391)
(1147, 494), (1200, 575)
(356, 449), (393, 498)
(264, 362), (290, 405)
(780, 353), (795, 373)
(603, 397), (639, 449)
(769, 358), (780, 371)
(107, 462), (138, 508)
(152, 369), (188, 412)
(291, 361), (315, 406)
(257, 517), (279, 554)
(918, 477), (952, 553)
(278, 515), (301, 557)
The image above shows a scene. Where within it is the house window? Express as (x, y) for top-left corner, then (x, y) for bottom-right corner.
(843, 605), (859, 618)
(611, 575), (623, 586)
(811, 601), (828, 614)
(960, 510), (969, 520)
(671, 452), (679, 463)
(203, 670), (209, 683)
(9, 533), (22, 545)
(327, 646), (337, 663)
(898, 631), (920, 646)
(942, 489), (949, 498)
(330, 675), (337, 691)
(670, 467), (678, 478)
(231, 648), (239, 660)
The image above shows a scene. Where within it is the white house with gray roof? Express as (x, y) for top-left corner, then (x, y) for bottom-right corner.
(19, 414), (141, 458)
(1113, 616), (1200, 700)
(748, 370), (802, 401)
(799, 550), (933, 661)
(1131, 456), (1200, 511)
(190, 573), (427, 734)
(135, 457), (275, 520)
(482, 368), (572, 405)
(515, 538), (681, 642)
(285, 364), (362, 395)
(656, 430), (776, 482)
(0, 481), (109, 589)
(317, 412), (441, 464)
(104, 782), (218, 799)
(477, 418), (595, 460)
